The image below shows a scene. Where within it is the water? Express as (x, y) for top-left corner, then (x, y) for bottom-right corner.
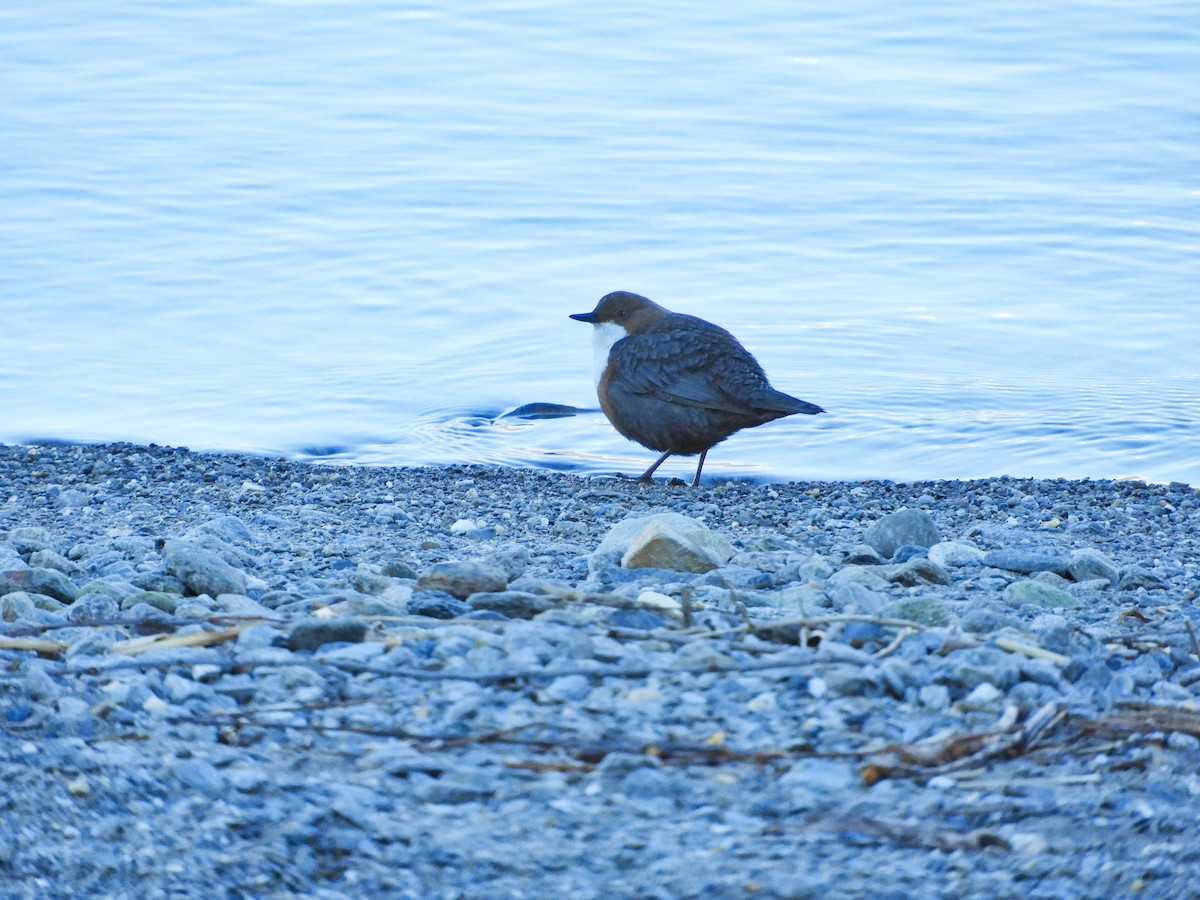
(2, 1), (1197, 485)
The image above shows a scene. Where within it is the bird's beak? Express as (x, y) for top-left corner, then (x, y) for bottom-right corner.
(569, 312), (596, 323)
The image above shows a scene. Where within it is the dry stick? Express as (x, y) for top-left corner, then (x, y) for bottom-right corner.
(173, 710), (796, 766)
(806, 814), (1007, 853)
(1074, 700), (1200, 739)
(176, 713), (542, 750)
(44, 653), (814, 682)
(0, 613), (281, 637)
(992, 636), (1071, 667)
(680, 586), (694, 630)
(1186, 618), (1200, 659)
(873, 626), (914, 660)
(703, 613), (936, 642)
(0, 636), (68, 656)
(861, 702), (1067, 784)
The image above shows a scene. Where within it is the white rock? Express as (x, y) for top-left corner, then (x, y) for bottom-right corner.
(928, 540), (985, 568)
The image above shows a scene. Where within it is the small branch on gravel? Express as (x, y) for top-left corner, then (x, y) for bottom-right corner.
(42, 652), (814, 682)
(112, 624), (259, 655)
(797, 814), (1012, 853)
(873, 626), (915, 659)
(1072, 701), (1200, 739)
(0, 636), (68, 657)
(1185, 618), (1200, 659)
(992, 636), (1071, 667)
(860, 702), (1067, 785)
(0, 614), (281, 637)
(704, 613), (935, 643)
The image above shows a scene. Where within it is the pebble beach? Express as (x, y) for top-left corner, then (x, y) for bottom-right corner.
(2, 442), (1199, 898)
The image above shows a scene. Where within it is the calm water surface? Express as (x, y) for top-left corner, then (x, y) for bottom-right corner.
(2, 1), (1197, 484)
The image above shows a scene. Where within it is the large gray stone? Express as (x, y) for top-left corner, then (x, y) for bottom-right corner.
(593, 513), (735, 574)
(162, 540), (249, 597)
(928, 541), (985, 568)
(467, 590), (555, 618)
(29, 568), (80, 603)
(286, 618), (368, 652)
(863, 509), (939, 559)
(982, 549), (1069, 576)
(0, 592), (37, 622)
(1068, 549), (1119, 587)
(417, 561), (507, 599)
(886, 557), (951, 586)
(622, 519), (725, 573)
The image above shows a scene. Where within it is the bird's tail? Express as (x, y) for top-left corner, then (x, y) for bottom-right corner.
(752, 390), (824, 417)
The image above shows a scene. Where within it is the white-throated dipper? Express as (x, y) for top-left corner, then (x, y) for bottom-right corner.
(570, 291), (824, 486)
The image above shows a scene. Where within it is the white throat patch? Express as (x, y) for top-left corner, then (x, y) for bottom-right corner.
(590, 322), (627, 390)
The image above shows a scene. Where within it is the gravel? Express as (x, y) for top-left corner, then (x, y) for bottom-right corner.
(2, 442), (1199, 898)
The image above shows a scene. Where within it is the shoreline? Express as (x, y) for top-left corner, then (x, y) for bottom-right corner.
(2, 442), (1199, 897)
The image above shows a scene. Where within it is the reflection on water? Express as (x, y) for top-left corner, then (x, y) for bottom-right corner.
(1, 2), (1196, 485)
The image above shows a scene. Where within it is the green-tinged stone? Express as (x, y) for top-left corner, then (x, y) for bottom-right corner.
(1002, 580), (1078, 609)
(119, 590), (180, 613)
(880, 596), (951, 627)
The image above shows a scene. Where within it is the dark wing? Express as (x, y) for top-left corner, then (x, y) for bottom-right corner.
(610, 314), (804, 417)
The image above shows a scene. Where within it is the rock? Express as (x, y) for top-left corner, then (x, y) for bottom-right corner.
(162, 540), (248, 597)
(131, 572), (188, 594)
(891, 545), (929, 563)
(540, 674), (592, 703)
(592, 513), (734, 573)
(958, 682), (1004, 709)
(484, 546), (529, 581)
(416, 560), (508, 599)
(118, 591), (179, 613)
(1, 592), (37, 622)
(286, 618), (369, 652)
(467, 590), (555, 619)
(608, 608), (674, 630)
(842, 544), (885, 565)
(345, 585), (412, 616)
(1002, 580), (1078, 608)
(189, 515), (255, 547)
(28, 549), (83, 575)
(886, 558), (951, 586)
(778, 758), (858, 793)
(53, 488), (89, 509)
(622, 519), (726, 573)
(982, 549), (1069, 576)
(928, 541), (985, 568)
(66, 593), (120, 622)
(828, 566), (890, 589)
(1067, 549), (1119, 586)
(31, 594), (69, 613)
(0, 564), (33, 596)
(407, 592), (471, 619)
(380, 558), (419, 579)
(77, 581), (126, 602)
(347, 570), (397, 595)
(960, 607), (1020, 634)
(1118, 565), (1165, 591)
(879, 596), (951, 627)
(829, 583), (885, 615)
(28, 568), (79, 604)
(634, 590), (683, 617)
(863, 509), (939, 559)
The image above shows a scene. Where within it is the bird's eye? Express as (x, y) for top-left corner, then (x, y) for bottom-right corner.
(617, 308), (627, 318)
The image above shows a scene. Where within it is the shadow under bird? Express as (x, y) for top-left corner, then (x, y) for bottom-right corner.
(570, 291), (825, 486)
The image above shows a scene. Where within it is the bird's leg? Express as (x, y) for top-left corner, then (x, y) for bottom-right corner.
(638, 449), (674, 482)
(691, 449), (708, 488)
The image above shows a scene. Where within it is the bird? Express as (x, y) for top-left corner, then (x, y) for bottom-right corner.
(570, 291), (824, 486)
